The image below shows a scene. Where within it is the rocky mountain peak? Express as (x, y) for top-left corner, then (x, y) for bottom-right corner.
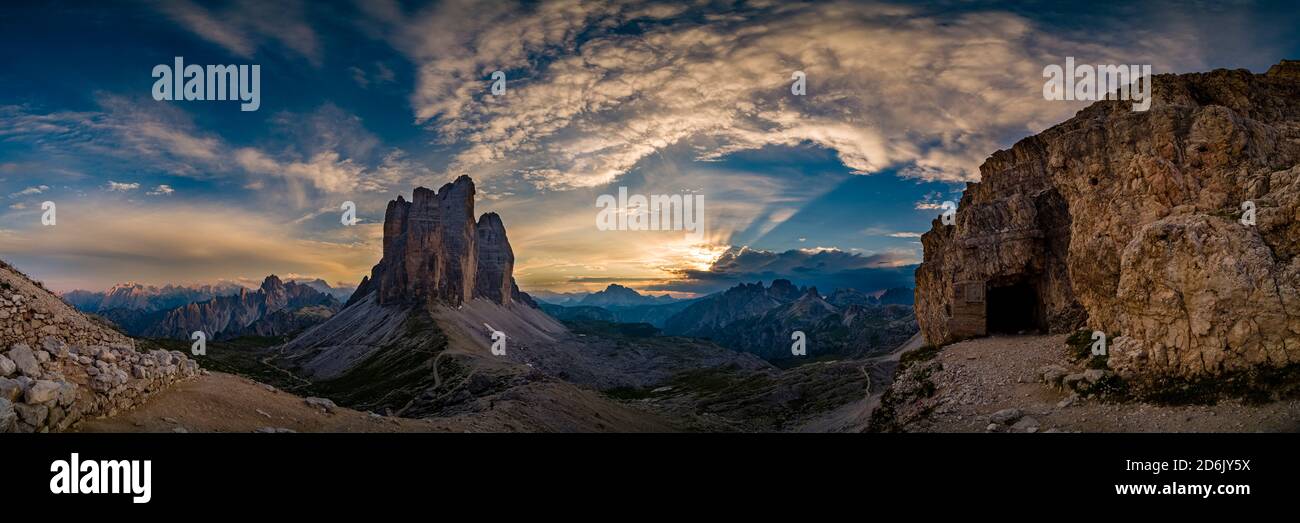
(260, 274), (285, 293)
(474, 211), (515, 305)
(767, 279), (802, 301)
(351, 177), (525, 308)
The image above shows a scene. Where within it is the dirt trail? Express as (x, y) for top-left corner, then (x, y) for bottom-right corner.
(797, 332), (926, 432)
(898, 334), (1300, 433)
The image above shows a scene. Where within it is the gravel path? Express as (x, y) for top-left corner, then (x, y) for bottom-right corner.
(902, 334), (1300, 433)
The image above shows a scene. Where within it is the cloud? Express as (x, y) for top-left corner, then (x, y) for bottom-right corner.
(368, 0), (1201, 189)
(0, 97), (225, 178)
(349, 62), (396, 88)
(914, 190), (948, 210)
(106, 181), (140, 192)
(147, 184), (175, 196)
(0, 99), (424, 204)
(153, 0), (321, 64)
(646, 245), (917, 294)
(8, 185), (49, 198)
(886, 232), (923, 238)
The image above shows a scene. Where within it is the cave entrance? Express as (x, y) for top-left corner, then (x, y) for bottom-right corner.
(985, 280), (1043, 334)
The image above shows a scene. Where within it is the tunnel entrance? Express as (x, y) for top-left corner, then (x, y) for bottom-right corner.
(985, 280), (1043, 334)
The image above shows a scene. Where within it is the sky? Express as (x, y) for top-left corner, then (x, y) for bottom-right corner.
(1, 0), (1297, 296)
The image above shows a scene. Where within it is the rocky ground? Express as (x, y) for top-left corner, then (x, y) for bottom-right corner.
(75, 371), (676, 433)
(874, 334), (1300, 433)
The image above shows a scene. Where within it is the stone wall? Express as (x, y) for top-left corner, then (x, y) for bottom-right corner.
(0, 260), (199, 433)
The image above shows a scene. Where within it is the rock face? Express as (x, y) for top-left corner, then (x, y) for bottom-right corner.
(915, 61), (1300, 386)
(349, 176), (526, 308)
(0, 259), (199, 432)
(473, 212), (515, 304)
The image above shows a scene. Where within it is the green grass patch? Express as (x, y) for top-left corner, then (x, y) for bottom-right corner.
(563, 320), (660, 338)
(1135, 365), (1300, 405)
(898, 344), (942, 373)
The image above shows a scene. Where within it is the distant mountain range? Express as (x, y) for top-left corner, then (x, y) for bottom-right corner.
(535, 284), (692, 327)
(662, 280), (916, 361)
(63, 276), (342, 340)
(526, 290), (589, 305)
(63, 282), (247, 313)
(529, 285), (681, 307)
(287, 279), (357, 302)
(578, 284), (680, 306)
(144, 275), (340, 339)
(537, 279), (917, 362)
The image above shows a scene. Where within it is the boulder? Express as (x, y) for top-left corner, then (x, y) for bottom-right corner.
(989, 408), (1022, 425)
(0, 377), (21, 401)
(24, 380), (61, 404)
(1082, 369), (1112, 383)
(1062, 373), (1088, 392)
(7, 344), (40, 377)
(0, 398), (14, 432)
(1038, 364), (1069, 387)
(1011, 416), (1040, 432)
(14, 402), (47, 427)
(304, 397), (337, 413)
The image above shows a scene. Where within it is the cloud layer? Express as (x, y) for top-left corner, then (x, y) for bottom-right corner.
(369, 0), (1200, 189)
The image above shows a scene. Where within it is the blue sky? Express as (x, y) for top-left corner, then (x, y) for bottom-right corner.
(1, 0), (1297, 295)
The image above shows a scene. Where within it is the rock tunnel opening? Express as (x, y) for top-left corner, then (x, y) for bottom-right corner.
(985, 280), (1044, 334)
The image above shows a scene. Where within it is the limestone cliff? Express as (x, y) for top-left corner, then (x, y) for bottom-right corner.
(349, 176), (527, 308)
(915, 61), (1300, 387)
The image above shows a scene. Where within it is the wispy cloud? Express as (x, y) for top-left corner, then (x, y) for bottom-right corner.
(152, 0), (322, 64)
(0, 99), (428, 205)
(8, 185), (48, 198)
(105, 181), (140, 192)
(147, 184), (175, 196)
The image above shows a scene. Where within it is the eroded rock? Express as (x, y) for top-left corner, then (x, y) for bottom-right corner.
(915, 63), (1300, 388)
